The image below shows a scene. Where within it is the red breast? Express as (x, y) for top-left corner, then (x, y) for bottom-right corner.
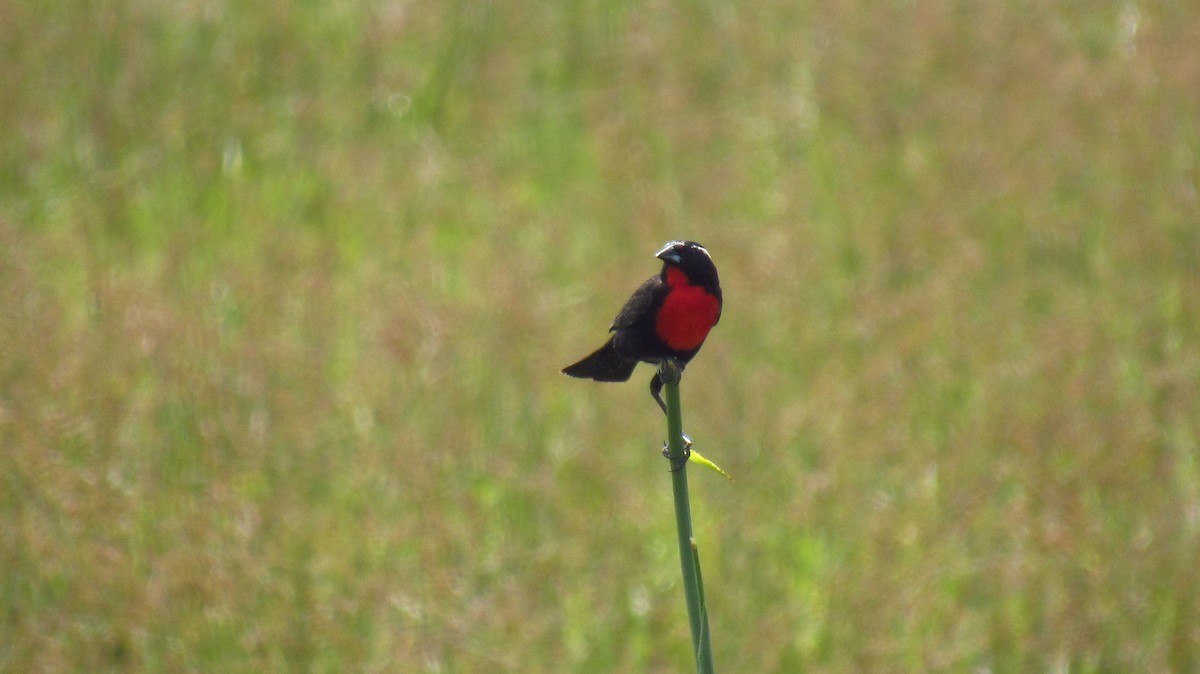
(655, 266), (722, 351)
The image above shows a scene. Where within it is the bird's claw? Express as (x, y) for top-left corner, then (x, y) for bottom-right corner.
(650, 360), (686, 416)
(661, 434), (693, 472)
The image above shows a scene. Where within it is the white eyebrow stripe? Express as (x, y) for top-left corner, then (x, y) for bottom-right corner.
(656, 240), (712, 260)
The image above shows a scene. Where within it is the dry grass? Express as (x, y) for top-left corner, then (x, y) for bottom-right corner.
(2, 0), (1199, 672)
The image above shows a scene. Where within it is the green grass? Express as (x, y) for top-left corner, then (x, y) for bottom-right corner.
(3, 1), (1199, 672)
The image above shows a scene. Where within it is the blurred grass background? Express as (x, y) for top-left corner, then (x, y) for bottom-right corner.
(2, 0), (1199, 671)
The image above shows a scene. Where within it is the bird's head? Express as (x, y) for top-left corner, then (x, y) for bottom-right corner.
(656, 240), (721, 293)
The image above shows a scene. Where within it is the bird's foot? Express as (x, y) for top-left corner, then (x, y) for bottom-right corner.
(656, 359), (684, 386)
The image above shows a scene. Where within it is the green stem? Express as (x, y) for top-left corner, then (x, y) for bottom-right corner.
(660, 361), (716, 674)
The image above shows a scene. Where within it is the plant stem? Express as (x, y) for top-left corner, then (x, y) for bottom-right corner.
(660, 361), (716, 674)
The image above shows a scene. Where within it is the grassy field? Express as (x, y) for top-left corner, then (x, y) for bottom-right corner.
(3, 1), (1199, 671)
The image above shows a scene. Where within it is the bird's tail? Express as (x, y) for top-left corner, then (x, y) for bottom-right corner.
(561, 338), (637, 382)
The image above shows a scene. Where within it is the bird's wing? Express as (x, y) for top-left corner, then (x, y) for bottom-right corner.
(609, 275), (663, 332)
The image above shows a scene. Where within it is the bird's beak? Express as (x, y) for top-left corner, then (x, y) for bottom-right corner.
(656, 243), (682, 264)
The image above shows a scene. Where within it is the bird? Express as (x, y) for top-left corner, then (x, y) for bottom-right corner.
(561, 240), (722, 416)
